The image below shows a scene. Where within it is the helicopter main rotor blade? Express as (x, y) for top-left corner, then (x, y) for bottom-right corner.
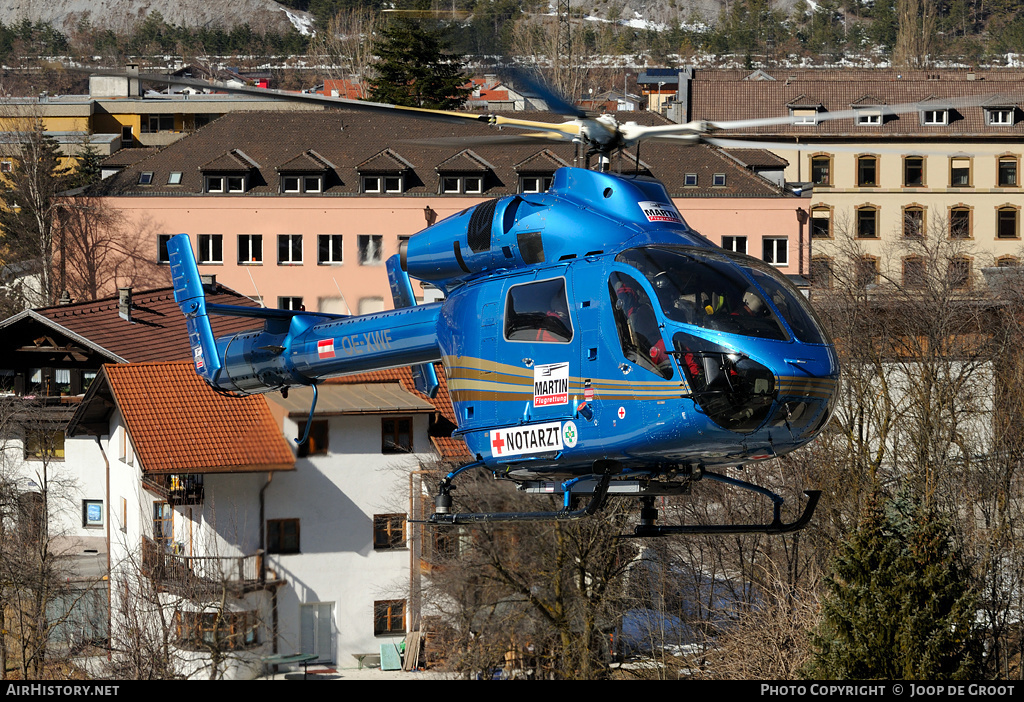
(707, 95), (994, 132)
(704, 136), (981, 156)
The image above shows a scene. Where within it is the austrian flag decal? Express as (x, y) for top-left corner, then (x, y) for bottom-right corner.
(317, 338), (336, 359)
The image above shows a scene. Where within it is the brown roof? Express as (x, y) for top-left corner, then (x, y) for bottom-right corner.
(690, 67), (1024, 138)
(92, 109), (791, 199)
(31, 284), (261, 364)
(85, 361), (295, 474)
(327, 364), (470, 460)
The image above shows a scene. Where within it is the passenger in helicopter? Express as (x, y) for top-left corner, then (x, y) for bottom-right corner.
(612, 278), (671, 372)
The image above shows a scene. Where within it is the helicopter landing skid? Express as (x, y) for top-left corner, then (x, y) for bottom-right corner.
(630, 471), (822, 537)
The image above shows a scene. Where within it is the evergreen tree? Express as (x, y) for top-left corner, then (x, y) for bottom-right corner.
(806, 492), (981, 680)
(369, 18), (470, 110)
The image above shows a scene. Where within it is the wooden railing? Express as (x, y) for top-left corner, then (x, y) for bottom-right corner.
(142, 537), (266, 593)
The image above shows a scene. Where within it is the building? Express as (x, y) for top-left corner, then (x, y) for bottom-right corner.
(60, 360), (460, 677)
(680, 68), (1024, 287)
(85, 107), (807, 311)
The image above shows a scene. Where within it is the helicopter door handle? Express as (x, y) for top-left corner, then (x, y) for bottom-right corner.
(618, 363), (631, 375)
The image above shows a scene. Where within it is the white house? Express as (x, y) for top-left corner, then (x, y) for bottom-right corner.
(61, 360), (462, 678)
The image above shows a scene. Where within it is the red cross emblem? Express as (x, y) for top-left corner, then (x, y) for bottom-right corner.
(617, 406), (626, 420)
(491, 433), (506, 454)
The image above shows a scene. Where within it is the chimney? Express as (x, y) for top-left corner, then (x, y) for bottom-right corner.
(200, 274), (217, 291)
(118, 287), (133, 323)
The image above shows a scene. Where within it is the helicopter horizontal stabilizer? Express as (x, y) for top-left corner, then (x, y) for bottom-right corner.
(387, 254), (439, 398)
(167, 233), (223, 384)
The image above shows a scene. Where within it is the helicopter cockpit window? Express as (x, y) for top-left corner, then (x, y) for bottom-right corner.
(608, 272), (674, 379)
(616, 247), (789, 341)
(504, 278), (573, 343)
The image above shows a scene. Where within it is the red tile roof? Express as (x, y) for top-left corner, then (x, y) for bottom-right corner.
(35, 284), (261, 363)
(102, 361), (295, 474)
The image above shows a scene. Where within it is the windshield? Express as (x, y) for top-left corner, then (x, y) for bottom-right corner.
(616, 246), (789, 341)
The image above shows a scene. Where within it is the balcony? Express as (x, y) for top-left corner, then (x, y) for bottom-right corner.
(142, 473), (204, 506)
(142, 537), (281, 596)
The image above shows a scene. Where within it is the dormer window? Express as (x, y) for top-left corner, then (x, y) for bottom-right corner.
(205, 175), (246, 193)
(987, 108), (1015, 126)
(282, 174), (323, 193)
(793, 109), (818, 125)
(138, 172), (153, 185)
(441, 175), (483, 194)
(857, 111), (882, 126)
(362, 175), (403, 193)
(519, 175), (552, 193)
(922, 109), (948, 126)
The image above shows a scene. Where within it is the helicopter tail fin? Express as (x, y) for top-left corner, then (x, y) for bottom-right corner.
(167, 233), (223, 383)
(387, 254), (439, 398)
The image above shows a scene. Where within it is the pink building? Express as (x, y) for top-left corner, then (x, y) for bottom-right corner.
(92, 110), (805, 312)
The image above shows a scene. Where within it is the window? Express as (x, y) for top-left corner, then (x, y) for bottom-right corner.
(987, 108), (1014, 126)
(382, 417), (412, 453)
(998, 156), (1018, 187)
(83, 500), (103, 528)
(608, 271), (673, 380)
(138, 172), (153, 185)
(296, 420), (328, 457)
(683, 173), (698, 187)
(903, 206), (924, 239)
(948, 257), (971, 290)
(157, 234), (173, 264)
(278, 234), (303, 264)
(374, 600), (406, 636)
(857, 156), (878, 187)
(950, 207), (971, 239)
(358, 235), (383, 265)
(721, 236), (747, 254)
(441, 175), (483, 194)
(153, 502), (172, 549)
(712, 173), (726, 187)
(856, 206), (878, 239)
(997, 256), (1020, 268)
(810, 155), (831, 186)
(903, 256), (926, 289)
(197, 234), (223, 264)
(205, 175), (245, 193)
(997, 206), (1019, 239)
(278, 296), (304, 311)
(950, 157), (971, 187)
(267, 518), (300, 554)
(373, 514), (406, 550)
(504, 277), (573, 343)
(810, 206), (832, 239)
(238, 234), (263, 264)
(856, 257), (879, 289)
(762, 237), (788, 266)
(362, 175), (402, 193)
(810, 257), (833, 289)
(25, 428), (64, 459)
(282, 174), (323, 193)
(1, 159), (12, 173)
(857, 111), (882, 126)
(904, 156), (925, 187)
(358, 297), (384, 314)
(167, 172), (182, 185)
(318, 234), (343, 265)
(143, 114), (174, 132)
(793, 109), (818, 125)
(922, 109), (948, 126)
(520, 175), (553, 193)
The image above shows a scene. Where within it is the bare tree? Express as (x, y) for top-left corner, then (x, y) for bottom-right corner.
(307, 8), (380, 100)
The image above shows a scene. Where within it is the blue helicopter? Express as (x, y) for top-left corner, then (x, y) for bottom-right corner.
(168, 164), (839, 537)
